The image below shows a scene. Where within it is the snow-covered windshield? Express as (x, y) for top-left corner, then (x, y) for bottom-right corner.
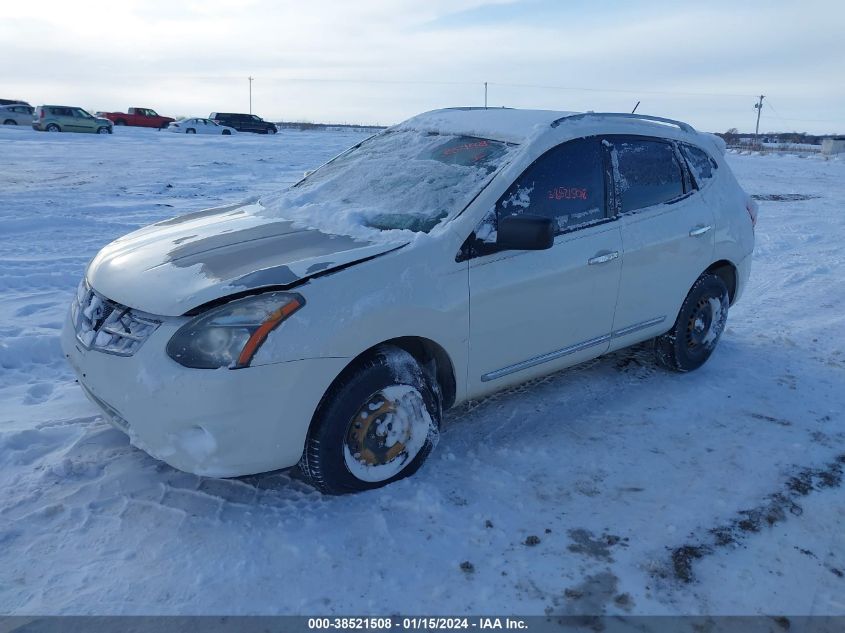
(262, 130), (512, 236)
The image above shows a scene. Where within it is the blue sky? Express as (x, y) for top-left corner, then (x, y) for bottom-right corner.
(2, 0), (843, 133)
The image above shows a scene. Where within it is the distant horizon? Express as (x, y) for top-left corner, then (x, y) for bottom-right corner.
(11, 99), (845, 138)
(3, 1), (843, 135)
(9, 102), (841, 137)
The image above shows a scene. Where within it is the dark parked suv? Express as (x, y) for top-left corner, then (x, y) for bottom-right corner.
(209, 112), (277, 134)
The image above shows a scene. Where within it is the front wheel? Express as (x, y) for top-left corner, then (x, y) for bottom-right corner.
(299, 346), (440, 494)
(222, 129), (231, 135)
(268, 127), (277, 134)
(186, 128), (196, 134)
(654, 273), (729, 372)
(97, 126), (111, 134)
(4, 119), (16, 125)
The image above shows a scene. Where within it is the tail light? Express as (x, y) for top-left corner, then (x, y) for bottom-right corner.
(39, 109), (45, 119)
(745, 197), (758, 228)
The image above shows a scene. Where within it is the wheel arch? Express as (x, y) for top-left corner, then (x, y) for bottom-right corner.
(315, 336), (457, 418)
(387, 336), (457, 409)
(704, 259), (738, 304)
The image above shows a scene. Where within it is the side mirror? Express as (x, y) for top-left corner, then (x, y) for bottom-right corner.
(497, 214), (555, 251)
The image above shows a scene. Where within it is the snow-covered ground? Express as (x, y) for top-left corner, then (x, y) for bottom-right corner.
(1, 125), (843, 616)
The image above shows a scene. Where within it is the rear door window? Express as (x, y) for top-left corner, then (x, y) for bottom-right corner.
(496, 137), (607, 234)
(610, 137), (685, 213)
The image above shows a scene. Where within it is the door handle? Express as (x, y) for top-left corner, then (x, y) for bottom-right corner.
(588, 251), (619, 265)
(689, 225), (713, 237)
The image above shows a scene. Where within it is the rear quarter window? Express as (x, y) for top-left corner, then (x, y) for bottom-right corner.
(681, 143), (717, 186)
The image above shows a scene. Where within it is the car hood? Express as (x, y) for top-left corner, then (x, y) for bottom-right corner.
(86, 201), (407, 316)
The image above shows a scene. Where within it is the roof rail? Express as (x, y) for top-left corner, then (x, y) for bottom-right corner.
(443, 106), (515, 112)
(550, 112), (696, 133)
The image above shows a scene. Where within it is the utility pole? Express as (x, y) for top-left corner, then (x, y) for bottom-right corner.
(754, 94), (764, 146)
(248, 76), (254, 114)
(484, 82), (488, 109)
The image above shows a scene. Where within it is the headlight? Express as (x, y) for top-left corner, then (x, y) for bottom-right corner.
(166, 292), (304, 369)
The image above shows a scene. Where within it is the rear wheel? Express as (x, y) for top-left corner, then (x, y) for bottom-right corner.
(300, 346), (441, 494)
(654, 273), (729, 372)
(46, 124), (60, 132)
(4, 119), (16, 125)
(222, 129), (231, 135)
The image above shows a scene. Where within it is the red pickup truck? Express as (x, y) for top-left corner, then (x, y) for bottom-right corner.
(99, 107), (175, 129)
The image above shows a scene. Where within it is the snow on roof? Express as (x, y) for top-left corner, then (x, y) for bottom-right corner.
(393, 107), (579, 144)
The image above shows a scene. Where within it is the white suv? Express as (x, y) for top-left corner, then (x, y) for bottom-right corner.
(62, 108), (756, 493)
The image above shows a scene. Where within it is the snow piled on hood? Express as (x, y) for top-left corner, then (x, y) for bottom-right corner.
(260, 129), (515, 241)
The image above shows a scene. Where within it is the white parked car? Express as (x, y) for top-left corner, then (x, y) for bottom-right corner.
(62, 108), (756, 494)
(1, 103), (35, 126)
(168, 117), (236, 135)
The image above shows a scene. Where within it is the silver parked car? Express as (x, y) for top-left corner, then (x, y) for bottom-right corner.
(32, 105), (113, 134)
(1, 103), (34, 126)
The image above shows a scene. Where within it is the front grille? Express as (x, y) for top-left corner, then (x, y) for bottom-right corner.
(71, 279), (160, 356)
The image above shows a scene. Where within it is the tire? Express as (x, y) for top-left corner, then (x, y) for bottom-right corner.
(46, 124), (60, 132)
(97, 126), (110, 134)
(300, 346), (441, 494)
(4, 119), (16, 125)
(160, 122), (170, 129)
(654, 273), (730, 372)
(222, 129), (231, 135)
(114, 120), (126, 126)
(186, 128), (196, 134)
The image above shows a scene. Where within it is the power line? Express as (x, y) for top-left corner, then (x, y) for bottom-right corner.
(764, 100), (786, 126)
(168, 74), (756, 98)
(487, 81), (755, 99)
(50, 67), (840, 112)
(765, 98), (841, 125)
(239, 76), (476, 87)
